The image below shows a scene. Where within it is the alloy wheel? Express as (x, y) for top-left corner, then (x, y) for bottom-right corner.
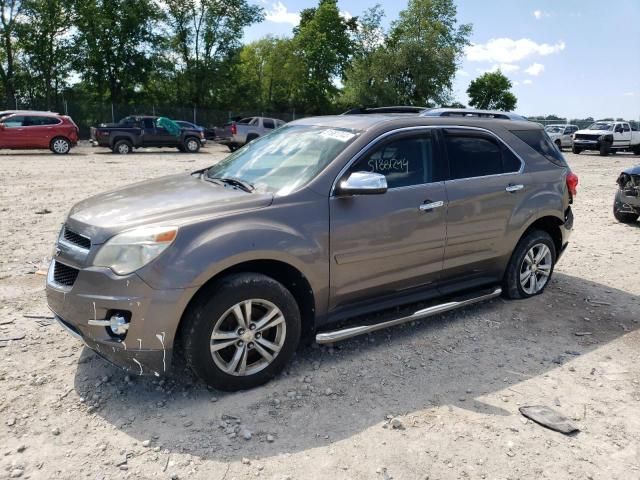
(519, 243), (552, 295)
(210, 299), (286, 376)
(187, 139), (199, 152)
(53, 139), (69, 153)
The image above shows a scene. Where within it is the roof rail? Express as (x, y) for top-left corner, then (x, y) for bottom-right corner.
(341, 106), (429, 115)
(420, 108), (527, 121)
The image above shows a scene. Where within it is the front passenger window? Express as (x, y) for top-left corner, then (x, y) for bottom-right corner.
(350, 134), (434, 189)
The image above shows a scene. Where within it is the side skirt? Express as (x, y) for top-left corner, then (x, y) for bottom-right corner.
(315, 287), (502, 344)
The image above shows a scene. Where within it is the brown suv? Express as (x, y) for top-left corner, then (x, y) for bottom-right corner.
(46, 109), (578, 391)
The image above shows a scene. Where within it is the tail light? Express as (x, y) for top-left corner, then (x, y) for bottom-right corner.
(566, 171), (579, 197)
(231, 122), (237, 135)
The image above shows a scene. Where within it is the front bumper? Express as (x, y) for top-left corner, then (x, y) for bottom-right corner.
(573, 139), (600, 149)
(46, 260), (195, 376)
(615, 189), (640, 212)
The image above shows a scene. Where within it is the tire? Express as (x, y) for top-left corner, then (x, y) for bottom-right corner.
(555, 140), (562, 151)
(113, 139), (132, 155)
(181, 273), (301, 391)
(227, 144), (238, 152)
(503, 230), (557, 300)
(183, 137), (200, 153)
(50, 137), (71, 154)
(632, 146), (640, 155)
(245, 134), (259, 145)
(572, 146), (581, 154)
(613, 202), (639, 224)
(599, 142), (611, 156)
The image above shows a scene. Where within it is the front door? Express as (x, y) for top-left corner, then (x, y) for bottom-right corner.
(0, 115), (27, 148)
(439, 128), (525, 292)
(329, 130), (447, 311)
(613, 123), (632, 148)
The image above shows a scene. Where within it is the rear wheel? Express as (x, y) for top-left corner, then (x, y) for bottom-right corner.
(503, 230), (557, 299)
(613, 202), (639, 223)
(227, 144), (239, 152)
(113, 140), (132, 154)
(181, 273), (301, 391)
(183, 137), (200, 153)
(50, 137), (71, 154)
(245, 134), (259, 145)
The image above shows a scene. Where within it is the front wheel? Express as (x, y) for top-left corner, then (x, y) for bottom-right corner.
(503, 230), (557, 300)
(572, 146), (581, 154)
(555, 140), (562, 151)
(613, 202), (639, 223)
(50, 137), (71, 154)
(181, 273), (301, 391)
(599, 142), (611, 156)
(183, 137), (200, 153)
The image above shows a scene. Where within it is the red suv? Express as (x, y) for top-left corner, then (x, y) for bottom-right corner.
(0, 110), (79, 154)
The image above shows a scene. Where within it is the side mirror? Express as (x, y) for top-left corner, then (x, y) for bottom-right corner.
(337, 171), (387, 196)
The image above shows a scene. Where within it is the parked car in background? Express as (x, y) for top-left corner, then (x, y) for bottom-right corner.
(573, 121), (640, 155)
(175, 120), (207, 145)
(90, 115), (205, 154)
(47, 108), (577, 391)
(614, 165), (640, 223)
(544, 124), (579, 151)
(0, 110), (79, 154)
(217, 116), (285, 151)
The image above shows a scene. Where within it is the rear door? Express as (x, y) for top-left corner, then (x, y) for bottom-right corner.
(27, 115), (61, 148)
(440, 128), (524, 293)
(329, 129), (448, 310)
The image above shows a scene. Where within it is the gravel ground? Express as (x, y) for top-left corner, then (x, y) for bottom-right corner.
(1, 143), (639, 480)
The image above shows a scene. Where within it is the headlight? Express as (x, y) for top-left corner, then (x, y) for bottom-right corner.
(93, 226), (178, 275)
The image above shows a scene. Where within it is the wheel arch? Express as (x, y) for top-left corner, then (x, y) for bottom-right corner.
(519, 214), (564, 258)
(175, 259), (316, 348)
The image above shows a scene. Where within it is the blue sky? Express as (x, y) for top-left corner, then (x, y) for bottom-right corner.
(245, 0), (640, 120)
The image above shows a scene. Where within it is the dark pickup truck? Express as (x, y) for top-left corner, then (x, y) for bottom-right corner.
(90, 115), (205, 154)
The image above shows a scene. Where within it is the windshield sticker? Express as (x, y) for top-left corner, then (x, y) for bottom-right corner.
(319, 129), (356, 142)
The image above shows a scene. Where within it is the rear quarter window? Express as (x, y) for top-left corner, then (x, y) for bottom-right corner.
(510, 129), (568, 167)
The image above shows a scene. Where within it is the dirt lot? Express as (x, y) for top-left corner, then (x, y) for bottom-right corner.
(1, 143), (639, 480)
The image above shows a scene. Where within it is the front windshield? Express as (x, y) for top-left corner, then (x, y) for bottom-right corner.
(545, 126), (563, 134)
(206, 125), (360, 195)
(587, 122), (614, 131)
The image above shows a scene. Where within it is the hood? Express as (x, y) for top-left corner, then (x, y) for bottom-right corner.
(66, 174), (273, 244)
(575, 129), (611, 136)
(622, 165), (640, 175)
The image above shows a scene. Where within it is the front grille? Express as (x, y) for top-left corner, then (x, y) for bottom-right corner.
(574, 134), (600, 141)
(62, 226), (91, 250)
(53, 261), (79, 287)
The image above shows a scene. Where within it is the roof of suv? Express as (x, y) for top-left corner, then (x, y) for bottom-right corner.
(291, 114), (539, 132)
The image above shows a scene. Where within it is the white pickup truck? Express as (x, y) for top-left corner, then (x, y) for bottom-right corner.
(572, 121), (640, 156)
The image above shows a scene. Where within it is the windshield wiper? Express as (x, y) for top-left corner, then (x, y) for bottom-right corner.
(205, 176), (255, 193)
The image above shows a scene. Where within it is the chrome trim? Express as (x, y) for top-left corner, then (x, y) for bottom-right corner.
(419, 200), (444, 211)
(330, 125), (526, 196)
(505, 184), (524, 192)
(58, 237), (90, 255)
(315, 287), (502, 344)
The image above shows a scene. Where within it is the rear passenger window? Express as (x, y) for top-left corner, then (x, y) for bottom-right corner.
(511, 129), (567, 167)
(444, 134), (503, 179)
(351, 133), (437, 189)
(263, 119), (275, 129)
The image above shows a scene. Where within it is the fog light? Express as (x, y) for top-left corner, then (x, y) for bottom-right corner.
(109, 314), (130, 335)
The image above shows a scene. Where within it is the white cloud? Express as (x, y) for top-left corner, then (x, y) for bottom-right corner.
(466, 38), (565, 63)
(513, 81), (520, 86)
(458, 70), (470, 77)
(265, 1), (300, 26)
(340, 10), (353, 20)
(525, 63), (545, 76)
(498, 63), (520, 73)
(533, 10), (550, 20)
(623, 92), (637, 97)
(523, 79), (533, 85)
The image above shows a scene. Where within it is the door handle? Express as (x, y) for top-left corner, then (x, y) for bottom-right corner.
(505, 184), (524, 193)
(419, 200), (444, 212)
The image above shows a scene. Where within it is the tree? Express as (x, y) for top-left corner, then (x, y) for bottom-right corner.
(71, 0), (162, 106)
(0, 0), (22, 107)
(164, 0), (264, 107)
(293, 0), (357, 113)
(19, 0), (73, 108)
(342, 0), (471, 108)
(467, 71), (517, 111)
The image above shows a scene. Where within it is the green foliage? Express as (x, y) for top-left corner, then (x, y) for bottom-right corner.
(342, 0), (471, 108)
(466, 70), (517, 111)
(0, 0), (23, 105)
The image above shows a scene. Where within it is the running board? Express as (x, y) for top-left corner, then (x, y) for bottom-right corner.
(315, 287), (502, 344)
